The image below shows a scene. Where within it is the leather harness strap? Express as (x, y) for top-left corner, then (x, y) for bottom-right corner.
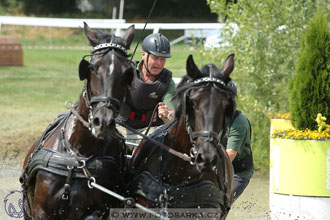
(133, 171), (226, 208)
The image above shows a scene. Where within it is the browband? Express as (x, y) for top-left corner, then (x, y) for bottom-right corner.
(93, 42), (126, 52)
(192, 77), (227, 86)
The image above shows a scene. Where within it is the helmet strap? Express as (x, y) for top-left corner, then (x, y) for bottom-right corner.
(143, 53), (152, 75)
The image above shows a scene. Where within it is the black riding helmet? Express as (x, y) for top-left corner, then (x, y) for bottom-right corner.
(142, 33), (171, 58)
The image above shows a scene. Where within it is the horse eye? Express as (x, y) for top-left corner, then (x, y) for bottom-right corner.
(89, 64), (97, 72)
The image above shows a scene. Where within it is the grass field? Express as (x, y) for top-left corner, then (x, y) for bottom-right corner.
(0, 44), (205, 159)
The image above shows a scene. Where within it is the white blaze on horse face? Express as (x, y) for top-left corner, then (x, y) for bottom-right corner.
(108, 53), (115, 77)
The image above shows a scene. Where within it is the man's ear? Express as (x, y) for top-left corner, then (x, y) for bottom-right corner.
(78, 59), (90, 81)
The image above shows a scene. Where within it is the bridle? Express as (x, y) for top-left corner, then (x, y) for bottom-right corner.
(75, 41), (136, 130)
(180, 76), (233, 213)
(182, 77), (231, 162)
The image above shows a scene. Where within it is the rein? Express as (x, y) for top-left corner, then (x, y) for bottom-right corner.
(115, 118), (191, 162)
(144, 102), (160, 136)
(131, 0), (158, 60)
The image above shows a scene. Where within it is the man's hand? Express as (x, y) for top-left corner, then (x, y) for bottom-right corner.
(158, 102), (174, 123)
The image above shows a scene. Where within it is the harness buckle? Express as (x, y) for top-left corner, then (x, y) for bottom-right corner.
(123, 197), (135, 208)
(88, 177), (96, 189)
(159, 189), (169, 206)
(61, 194), (69, 200)
(64, 100), (73, 109)
(77, 160), (86, 169)
(62, 183), (71, 200)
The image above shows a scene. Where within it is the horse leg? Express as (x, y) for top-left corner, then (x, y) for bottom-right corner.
(31, 172), (60, 220)
(31, 185), (49, 220)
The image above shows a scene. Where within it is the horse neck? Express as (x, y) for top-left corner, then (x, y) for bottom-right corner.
(170, 114), (191, 154)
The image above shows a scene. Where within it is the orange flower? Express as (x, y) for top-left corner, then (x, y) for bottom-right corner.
(267, 112), (290, 119)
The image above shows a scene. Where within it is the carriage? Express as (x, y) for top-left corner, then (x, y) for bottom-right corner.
(20, 23), (235, 220)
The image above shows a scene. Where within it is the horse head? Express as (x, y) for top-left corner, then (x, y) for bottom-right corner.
(78, 23), (135, 139)
(176, 54), (236, 173)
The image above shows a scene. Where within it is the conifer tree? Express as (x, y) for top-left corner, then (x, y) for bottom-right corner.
(289, 10), (330, 130)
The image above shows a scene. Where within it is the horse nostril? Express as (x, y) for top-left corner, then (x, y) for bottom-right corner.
(196, 153), (204, 164)
(93, 117), (100, 127)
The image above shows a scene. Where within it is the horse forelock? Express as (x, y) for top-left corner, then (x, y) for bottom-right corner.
(201, 64), (221, 78)
(93, 30), (121, 45)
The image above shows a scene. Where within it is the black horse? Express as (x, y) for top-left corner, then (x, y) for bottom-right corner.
(129, 54), (236, 219)
(20, 23), (135, 219)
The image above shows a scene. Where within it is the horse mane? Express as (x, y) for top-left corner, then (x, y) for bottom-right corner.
(174, 63), (237, 120)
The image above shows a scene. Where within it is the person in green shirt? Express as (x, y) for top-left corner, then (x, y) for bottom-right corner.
(117, 33), (175, 149)
(220, 81), (254, 203)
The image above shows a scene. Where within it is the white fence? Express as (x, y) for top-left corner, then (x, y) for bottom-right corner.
(0, 16), (227, 34)
(0, 16), (228, 82)
(0, 16), (126, 29)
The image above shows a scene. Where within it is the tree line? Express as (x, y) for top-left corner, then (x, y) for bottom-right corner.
(1, 0), (217, 21)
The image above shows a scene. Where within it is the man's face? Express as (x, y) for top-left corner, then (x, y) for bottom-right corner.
(142, 51), (166, 76)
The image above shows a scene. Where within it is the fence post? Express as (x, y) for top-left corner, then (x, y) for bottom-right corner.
(153, 26), (159, 33)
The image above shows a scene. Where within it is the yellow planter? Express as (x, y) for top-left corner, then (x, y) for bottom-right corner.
(270, 138), (330, 196)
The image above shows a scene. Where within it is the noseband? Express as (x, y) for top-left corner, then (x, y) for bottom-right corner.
(182, 77), (229, 159)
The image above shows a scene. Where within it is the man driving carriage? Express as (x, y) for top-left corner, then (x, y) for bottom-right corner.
(219, 81), (254, 203)
(117, 32), (176, 151)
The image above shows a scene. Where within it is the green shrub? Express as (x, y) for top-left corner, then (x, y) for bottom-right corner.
(289, 10), (330, 130)
(205, 0), (323, 171)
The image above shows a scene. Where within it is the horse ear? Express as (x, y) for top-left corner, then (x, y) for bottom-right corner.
(186, 55), (202, 79)
(122, 25), (135, 49)
(221, 53), (235, 78)
(78, 59), (90, 81)
(83, 22), (99, 47)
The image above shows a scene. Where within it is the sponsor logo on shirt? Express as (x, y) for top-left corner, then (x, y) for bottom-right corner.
(149, 92), (158, 99)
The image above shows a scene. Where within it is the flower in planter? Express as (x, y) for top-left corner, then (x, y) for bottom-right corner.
(266, 112), (290, 119)
(272, 113), (330, 141)
(272, 128), (330, 141)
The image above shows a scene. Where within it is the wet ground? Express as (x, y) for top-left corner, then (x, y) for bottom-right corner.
(227, 172), (270, 220)
(0, 159), (271, 220)
(0, 159), (23, 220)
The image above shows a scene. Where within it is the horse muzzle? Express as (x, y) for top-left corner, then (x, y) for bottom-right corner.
(89, 96), (120, 139)
(90, 106), (117, 139)
(195, 142), (218, 173)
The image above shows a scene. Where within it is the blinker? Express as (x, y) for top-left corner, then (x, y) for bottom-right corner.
(79, 58), (90, 81)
